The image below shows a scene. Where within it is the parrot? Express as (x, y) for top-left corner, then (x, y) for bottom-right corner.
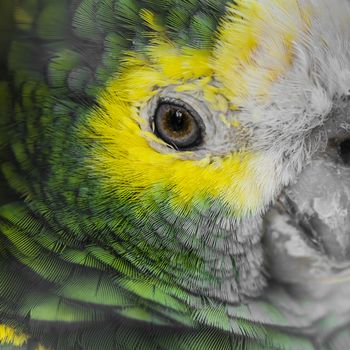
(1, 0), (350, 349)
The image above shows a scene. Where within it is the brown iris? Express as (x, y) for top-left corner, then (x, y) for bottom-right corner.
(153, 102), (202, 149)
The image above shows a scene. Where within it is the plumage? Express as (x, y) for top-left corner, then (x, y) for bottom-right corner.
(1, 0), (350, 349)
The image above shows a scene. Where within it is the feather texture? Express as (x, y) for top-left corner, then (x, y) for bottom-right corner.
(1, 0), (350, 349)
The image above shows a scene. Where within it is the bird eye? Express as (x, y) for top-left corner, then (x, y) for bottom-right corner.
(153, 101), (203, 149)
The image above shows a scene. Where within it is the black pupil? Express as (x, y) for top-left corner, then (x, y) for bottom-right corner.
(167, 109), (188, 132)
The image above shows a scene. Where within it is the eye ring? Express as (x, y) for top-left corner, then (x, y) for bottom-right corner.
(152, 99), (204, 150)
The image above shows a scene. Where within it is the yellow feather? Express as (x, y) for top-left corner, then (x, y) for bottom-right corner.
(140, 9), (164, 33)
(213, 0), (309, 100)
(0, 324), (28, 346)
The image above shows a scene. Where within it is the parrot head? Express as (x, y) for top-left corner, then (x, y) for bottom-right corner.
(79, 0), (350, 305)
(2, 0), (350, 346)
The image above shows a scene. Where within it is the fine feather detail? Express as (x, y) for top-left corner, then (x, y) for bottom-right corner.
(1, 0), (350, 349)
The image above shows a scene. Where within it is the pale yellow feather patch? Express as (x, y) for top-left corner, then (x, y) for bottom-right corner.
(213, 0), (309, 100)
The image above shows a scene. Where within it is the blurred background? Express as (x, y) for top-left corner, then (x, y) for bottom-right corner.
(0, 1), (17, 205)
